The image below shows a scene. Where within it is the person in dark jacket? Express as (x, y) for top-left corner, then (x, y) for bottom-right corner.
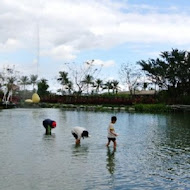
(43, 119), (56, 135)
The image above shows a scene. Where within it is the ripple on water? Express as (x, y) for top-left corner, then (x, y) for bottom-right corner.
(0, 109), (190, 190)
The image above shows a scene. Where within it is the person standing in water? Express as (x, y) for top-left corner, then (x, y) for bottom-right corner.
(71, 126), (90, 145)
(42, 119), (56, 135)
(106, 116), (118, 149)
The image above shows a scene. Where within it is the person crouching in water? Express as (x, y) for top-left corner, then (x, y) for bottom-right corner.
(106, 116), (118, 149)
(71, 127), (90, 145)
(43, 119), (56, 135)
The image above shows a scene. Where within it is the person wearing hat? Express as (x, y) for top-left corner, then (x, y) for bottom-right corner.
(43, 119), (56, 135)
(71, 126), (90, 145)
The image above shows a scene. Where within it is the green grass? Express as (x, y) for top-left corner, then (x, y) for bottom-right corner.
(134, 104), (171, 113)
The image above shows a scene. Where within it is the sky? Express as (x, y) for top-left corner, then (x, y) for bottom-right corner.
(1, 0), (190, 92)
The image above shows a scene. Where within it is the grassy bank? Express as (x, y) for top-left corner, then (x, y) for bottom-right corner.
(17, 102), (174, 113)
(134, 104), (172, 113)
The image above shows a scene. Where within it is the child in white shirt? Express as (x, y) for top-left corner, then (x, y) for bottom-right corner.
(106, 116), (118, 149)
(71, 126), (89, 145)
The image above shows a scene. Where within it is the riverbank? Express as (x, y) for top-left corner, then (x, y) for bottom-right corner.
(2, 102), (190, 112)
(17, 102), (188, 113)
(0, 102), (17, 109)
(169, 104), (190, 112)
(134, 104), (190, 112)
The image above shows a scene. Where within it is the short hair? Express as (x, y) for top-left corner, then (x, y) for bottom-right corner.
(82, 130), (89, 138)
(111, 116), (117, 122)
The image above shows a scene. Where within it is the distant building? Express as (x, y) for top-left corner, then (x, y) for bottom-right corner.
(119, 90), (156, 96)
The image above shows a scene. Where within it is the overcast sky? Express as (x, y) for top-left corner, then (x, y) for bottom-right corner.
(1, 0), (190, 92)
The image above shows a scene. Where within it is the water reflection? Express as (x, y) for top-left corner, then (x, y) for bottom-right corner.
(42, 133), (56, 139)
(0, 109), (190, 190)
(71, 144), (89, 158)
(106, 147), (116, 174)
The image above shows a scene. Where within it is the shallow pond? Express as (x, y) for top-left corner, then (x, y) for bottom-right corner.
(0, 108), (190, 190)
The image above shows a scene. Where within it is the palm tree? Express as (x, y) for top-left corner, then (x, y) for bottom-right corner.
(104, 81), (113, 93)
(20, 76), (30, 91)
(30, 74), (38, 92)
(19, 76), (30, 100)
(82, 74), (94, 94)
(64, 81), (73, 95)
(112, 80), (120, 94)
(93, 79), (103, 94)
(57, 71), (69, 94)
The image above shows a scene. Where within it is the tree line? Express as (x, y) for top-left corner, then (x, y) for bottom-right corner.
(138, 49), (190, 97)
(0, 49), (189, 104)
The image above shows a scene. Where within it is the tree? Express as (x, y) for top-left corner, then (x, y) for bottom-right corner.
(160, 49), (185, 89)
(65, 81), (73, 95)
(104, 81), (113, 93)
(138, 49), (190, 96)
(119, 63), (141, 95)
(63, 60), (102, 94)
(138, 58), (167, 91)
(112, 80), (120, 94)
(19, 75), (30, 100)
(82, 74), (94, 94)
(37, 78), (49, 96)
(57, 71), (73, 95)
(20, 76), (30, 91)
(6, 76), (17, 102)
(161, 49), (190, 95)
(30, 74), (38, 92)
(57, 71), (69, 95)
(143, 82), (148, 90)
(0, 73), (5, 87)
(1, 66), (19, 103)
(93, 79), (103, 94)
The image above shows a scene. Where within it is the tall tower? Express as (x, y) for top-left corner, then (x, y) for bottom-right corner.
(36, 23), (40, 77)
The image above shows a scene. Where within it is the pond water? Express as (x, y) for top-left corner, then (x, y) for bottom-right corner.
(0, 108), (190, 190)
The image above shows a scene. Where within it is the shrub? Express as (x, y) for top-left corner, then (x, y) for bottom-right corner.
(134, 104), (171, 113)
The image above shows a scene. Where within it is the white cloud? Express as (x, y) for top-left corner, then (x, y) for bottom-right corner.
(0, 38), (22, 52)
(42, 45), (78, 61)
(1, 0), (190, 57)
(93, 59), (115, 67)
(1, 0), (190, 93)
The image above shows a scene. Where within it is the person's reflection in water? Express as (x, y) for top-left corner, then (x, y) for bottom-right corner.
(106, 147), (116, 174)
(72, 144), (89, 158)
(43, 133), (56, 139)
